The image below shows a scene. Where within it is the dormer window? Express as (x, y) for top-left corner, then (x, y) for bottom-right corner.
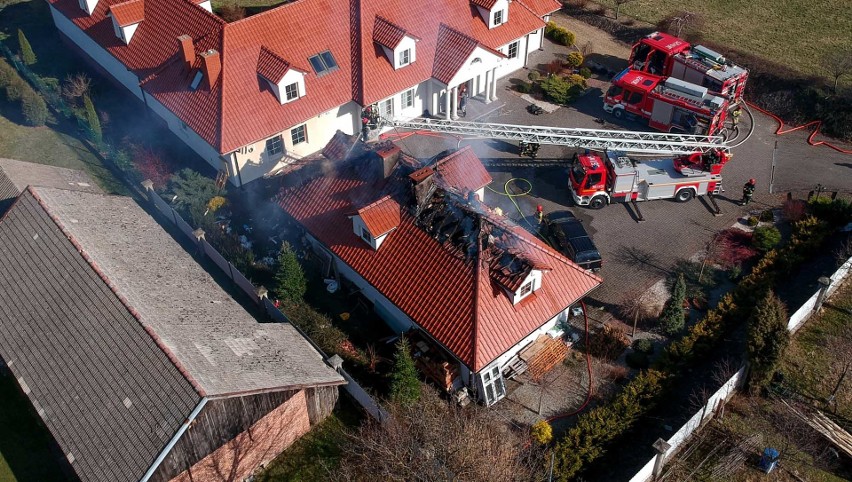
(374, 16), (419, 69)
(284, 82), (299, 101)
(257, 47), (306, 104)
(493, 9), (504, 25)
(360, 226), (373, 243)
(352, 195), (400, 251)
(399, 48), (411, 67)
(107, 0), (144, 44)
(511, 269), (543, 304)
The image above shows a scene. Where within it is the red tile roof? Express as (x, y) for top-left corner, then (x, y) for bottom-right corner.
(109, 0), (144, 27)
(373, 16), (407, 49)
(432, 25), (480, 85)
(256, 46), (292, 83)
(357, 195), (400, 236)
(278, 149), (600, 371)
(433, 145), (492, 192)
(517, 0), (561, 17)
(470, 0), (498, 10)
(48, 0), (547, 154)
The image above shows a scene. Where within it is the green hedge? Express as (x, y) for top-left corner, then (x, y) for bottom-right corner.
(545, 21), (575, 46)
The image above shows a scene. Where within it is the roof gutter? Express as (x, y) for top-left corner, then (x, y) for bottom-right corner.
(139, 396), (209, 482)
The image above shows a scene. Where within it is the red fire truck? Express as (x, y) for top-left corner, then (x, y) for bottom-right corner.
(568, 149), (730, 209)
(628, 31), (749, 104)
(603, 69), (729, 136)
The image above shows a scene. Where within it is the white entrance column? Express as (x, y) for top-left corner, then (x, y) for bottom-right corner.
(444, 88), (451, 120)
(484, 70), (492, 103)
(450, 85), (458, 119)
(490, 67), (498, 102)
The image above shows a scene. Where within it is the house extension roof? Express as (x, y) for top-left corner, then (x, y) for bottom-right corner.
(47, 0), (547, 154)
(0, 187), (342, 482)
(278, 147), (600, 371)
(0, 157), (102, 215)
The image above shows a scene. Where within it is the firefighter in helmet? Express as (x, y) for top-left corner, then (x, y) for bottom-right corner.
(742, 178), (756, 206)
(731, 106), (742, 127)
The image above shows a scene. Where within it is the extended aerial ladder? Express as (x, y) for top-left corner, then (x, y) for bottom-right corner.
(380, 117), (729, 155)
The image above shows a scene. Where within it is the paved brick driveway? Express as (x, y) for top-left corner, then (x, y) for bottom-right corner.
(389, 54), (852, 311)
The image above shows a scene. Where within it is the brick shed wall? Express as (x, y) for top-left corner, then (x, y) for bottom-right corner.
(169, 389), (311, 482)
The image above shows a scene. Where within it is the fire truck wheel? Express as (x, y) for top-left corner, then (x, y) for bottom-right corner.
(675, 189), (695, 202)
(589, 196), (607, 209)
(612, 108), (624, 119)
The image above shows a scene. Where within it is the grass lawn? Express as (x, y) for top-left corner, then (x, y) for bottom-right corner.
(781, 279), (852, 419)
(0, 372), (67, 482)
(256, 397), (362, 481)
(596, 0), (852, 84)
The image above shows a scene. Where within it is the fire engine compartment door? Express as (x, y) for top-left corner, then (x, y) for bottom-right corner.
(637, 180), (651, 201)
(650, 101), (674, 126)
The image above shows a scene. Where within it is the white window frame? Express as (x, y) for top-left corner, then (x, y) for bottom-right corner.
(519, 280), (533, 297)
(379, 98), (394, 119)
(481, 365), (506, 406)
(401, 88), (414, 109)
(284, 82), (299, 101)
(508, 41), (519, 59)
(493, 9), (504, 26)
(290, 124), (307, 145)
(399, 48), (411, 67)
(265, 135), (283, 156)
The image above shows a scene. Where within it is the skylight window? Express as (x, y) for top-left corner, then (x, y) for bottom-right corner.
(189, 71), (203, 91)
(308, 51), (338, 76)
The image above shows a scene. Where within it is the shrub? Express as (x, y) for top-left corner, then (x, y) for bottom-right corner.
(659, 273), (686, 335)
(0, 60), (16, 88)
(626, 351), (649, 369)
(531, 420), (553, 445)
(83, 94), (102, 143)
(715, 228), (757, 268)
(134, 146), (173, 190)
(540, 74), (586, 105)
(20, 89), (47, 126)
(579, 67), (592, 79)
(752, 226), (781, 252)
(207, 196), (227, 213)
(808, 197), (852, 227)
(546, 59), (563, 76)
(746, 216), (759, 227)
(217, 3), (245, 21)
(588, 324), (629, 360)
(274, 242), (307, 303)
(545, 21), (575, 46)
(746, 291), (789, 390)
(515, 81), (532, 94)
(633, 338), (653, 354)
(527, 70), (541, 82)
(759, 209), (775, 222)
(565, 52), (584, 69)
(782, 199), (807, 222)
(166, 168), (220, 223)
(5, 75), (26, 102)
(728, 264), (742, 281)
(389, 336), (421, 407)
(280, 300), (350, 360)
(17, 29), (36, 65)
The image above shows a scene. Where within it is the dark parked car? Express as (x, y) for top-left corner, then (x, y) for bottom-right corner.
(542, 211), (602, 272)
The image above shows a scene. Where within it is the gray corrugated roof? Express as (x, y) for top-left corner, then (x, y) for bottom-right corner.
(0, 190), (201, 482)
(0, 186), (343, 482)
(0, 158), (103, 216)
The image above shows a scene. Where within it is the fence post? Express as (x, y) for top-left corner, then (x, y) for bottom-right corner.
(256, 285), (269, 303)
(652, 438), (671, 480)
(193, 228), (206, 256)
(813, 277), (832, 312)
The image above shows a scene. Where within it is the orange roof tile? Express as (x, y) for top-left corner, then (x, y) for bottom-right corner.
(470, 0), (498, 10)
(109, 0), (145, 27)
(517, 0), (561, 17)
(278, 149), (600, 371)
(357, 195), (401, 236)
(434, 146), (492, 192)
(373, 16), (407, 49)
(256, 46), (292, 83)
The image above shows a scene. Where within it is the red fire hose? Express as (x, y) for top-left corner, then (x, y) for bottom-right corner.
(546, 299), (594, 424)
(745, 101), (852, 155)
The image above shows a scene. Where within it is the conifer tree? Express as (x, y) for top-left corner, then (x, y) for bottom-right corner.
(659, 273), (687, 335)
(389, 336), (421, 407)
(274, 242), (307, 302)
(83, 94), (102, 143)
(18, 29), (36, 65)
(747, 290), (789, 389)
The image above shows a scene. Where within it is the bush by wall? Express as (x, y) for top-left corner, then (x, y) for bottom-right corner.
(565, 51), (584, 69)
(545, 22), (575, 46)
(20, 88), (47, 126)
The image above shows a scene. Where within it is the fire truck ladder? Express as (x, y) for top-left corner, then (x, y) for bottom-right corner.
(382, 118), (728, 154)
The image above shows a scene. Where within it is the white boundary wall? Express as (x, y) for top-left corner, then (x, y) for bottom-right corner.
(629, 254), (852, 482)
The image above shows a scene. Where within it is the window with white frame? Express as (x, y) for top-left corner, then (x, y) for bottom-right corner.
(284, 82), (299, 101)
(290, 124), (307, 145)
(493, 9), (504, 26)
(399, 48), (411, 67)
(379, 98), (394, 119)
(508, 41), (519, 59)
(481, 365), (506, 406)
(265, 135), (283, 156)
(519, 280), (533, 297)
(401, 89), (414, 109)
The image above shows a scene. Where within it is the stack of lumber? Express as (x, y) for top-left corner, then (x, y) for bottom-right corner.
(520, 335), (568, 382)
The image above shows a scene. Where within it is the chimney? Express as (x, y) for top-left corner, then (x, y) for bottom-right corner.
(178, 35), (194, 70)
(409, 166), (435, 209)
(374, 143), (401, 178)
(199, 49), (221, 90)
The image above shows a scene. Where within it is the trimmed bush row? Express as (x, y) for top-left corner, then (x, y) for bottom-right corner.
(0, 58), (47, 126)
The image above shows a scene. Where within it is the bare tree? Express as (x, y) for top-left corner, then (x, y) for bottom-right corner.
(824, 50), (852, 93)
(338, 388), (546, 481)
(613, 0), (636, 20)
(62, 73), (91, 105)
(618, 289), (652, 337)
(658, 11), (705, 38)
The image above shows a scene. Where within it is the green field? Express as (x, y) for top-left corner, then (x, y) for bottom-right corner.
(597, 0), (852, 84)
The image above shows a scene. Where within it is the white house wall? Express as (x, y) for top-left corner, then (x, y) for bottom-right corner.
(529, 27), (543, 52)
(50, 5), (144, 99)
(494, 34), (529, 79)
(393, 36), (417, 69)
(233, 101), (360, 185)
(445, 46), (501, 90)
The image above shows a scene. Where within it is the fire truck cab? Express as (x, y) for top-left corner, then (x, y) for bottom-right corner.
(604, 69), (729, 136)
(629, 32), (749, 104)
(568, 149), (730, 209)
